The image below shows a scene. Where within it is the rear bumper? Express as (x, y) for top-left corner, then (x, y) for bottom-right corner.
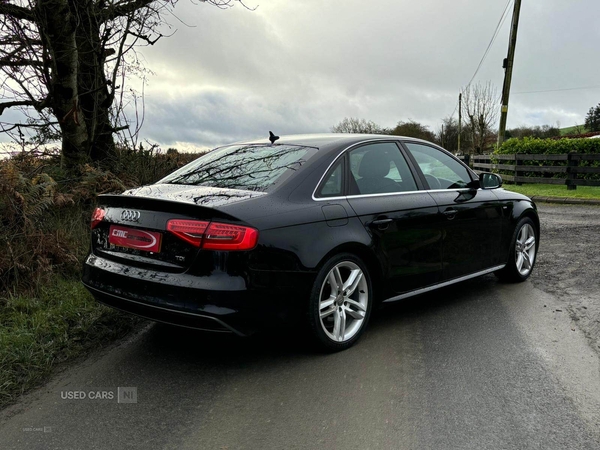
(82, 253), (314, 335)
(84, 283), (241, 334)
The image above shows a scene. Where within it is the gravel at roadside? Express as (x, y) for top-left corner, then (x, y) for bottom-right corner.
(531, 203), (600, 353)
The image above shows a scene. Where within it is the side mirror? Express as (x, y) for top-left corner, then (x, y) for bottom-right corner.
(479, 172), (503, 189)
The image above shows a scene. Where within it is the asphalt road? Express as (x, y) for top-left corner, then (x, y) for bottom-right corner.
(531, 203), (600, 352)
(2, 268), (600, 449)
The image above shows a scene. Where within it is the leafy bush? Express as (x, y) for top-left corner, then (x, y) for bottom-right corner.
(106, 145), (198, 187)
(0, 148), (198, 295)
(0, 156), (79, 292)
(494, 137), (600, 182)
(497, 136), (600, 155)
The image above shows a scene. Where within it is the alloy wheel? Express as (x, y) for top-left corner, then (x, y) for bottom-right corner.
(515, 223), (536, 276)
(318, 261), (369, 343)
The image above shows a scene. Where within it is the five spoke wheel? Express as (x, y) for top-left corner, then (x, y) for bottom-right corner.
(308, 254), (372, 351)
(496, 217), (538, 282)
(515, 223), (536, 276)
(318, 261), (369, 343)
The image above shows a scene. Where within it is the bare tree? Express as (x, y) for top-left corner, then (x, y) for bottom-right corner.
(437, 116), (461, 153)
(0, 0), (251, 170)
(461, 82), (499, 154)
(331, 117), (383, 134)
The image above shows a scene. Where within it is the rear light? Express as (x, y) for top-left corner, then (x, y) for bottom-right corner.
(166, 219), (258, 251)
(203, 222), (259, 251)
(166, 219), (209, 247)
(91, 207), (106, 229)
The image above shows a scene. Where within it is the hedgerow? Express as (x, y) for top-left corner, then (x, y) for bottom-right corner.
(493, 137), (600, 182)
(497, 136), (600, 155)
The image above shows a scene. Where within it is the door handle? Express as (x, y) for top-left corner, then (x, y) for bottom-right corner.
(442, 208), (458, 220)
(370, 218), (393, 230)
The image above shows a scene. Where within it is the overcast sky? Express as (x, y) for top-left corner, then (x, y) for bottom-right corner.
(135, 0), (600, 151)
(4, 0), (599, 152)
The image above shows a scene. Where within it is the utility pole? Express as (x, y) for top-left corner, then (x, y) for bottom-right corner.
(458, 93), (462, 154)
(498, 0), (523, 146)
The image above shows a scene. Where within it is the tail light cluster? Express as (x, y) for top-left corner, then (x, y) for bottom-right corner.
(167, 219), (258, 251)
(91, 207), (106, 229)
(90, 209), (258, 251)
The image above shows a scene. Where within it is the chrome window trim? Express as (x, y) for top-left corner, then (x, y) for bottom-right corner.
(312, 139), (385, 201)
(311, 139), (477, 202)
(382, 265), (506, 303)
(312, 188), (477, 202)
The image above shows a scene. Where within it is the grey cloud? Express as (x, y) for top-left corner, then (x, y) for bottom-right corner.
(143, 87), (333, 149)
(6, 0), (600, 149)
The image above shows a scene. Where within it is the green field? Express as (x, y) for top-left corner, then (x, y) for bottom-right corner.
(504, 183), (600, 200)
(559, 125), (588, 136)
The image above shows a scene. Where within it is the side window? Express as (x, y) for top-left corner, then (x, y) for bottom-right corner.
(348, 143), (417, 195)
(318, 160), (344, 197)
(404, 143), (472, 190)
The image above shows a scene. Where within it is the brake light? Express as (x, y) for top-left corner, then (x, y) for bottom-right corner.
(91, 208), (106, 229)
(166, 219), (209, 247)
(166, 219), (258, 250)
(203, 222), (259, 251)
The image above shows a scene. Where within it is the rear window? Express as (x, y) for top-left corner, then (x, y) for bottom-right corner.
(159, 144), (316, 192)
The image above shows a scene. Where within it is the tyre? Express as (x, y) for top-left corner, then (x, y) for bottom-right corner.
(496, 217), (538, 282)
(307, 253), (373, 352)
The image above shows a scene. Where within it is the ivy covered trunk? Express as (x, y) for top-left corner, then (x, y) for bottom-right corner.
(39, 0), (94, 170)
(76, 0), (115, 163)
(38, 0), (116, 170)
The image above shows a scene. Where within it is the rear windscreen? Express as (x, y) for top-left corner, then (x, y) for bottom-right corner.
(159, 144), (316, 192)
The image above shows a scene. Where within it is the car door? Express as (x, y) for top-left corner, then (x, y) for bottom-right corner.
(344, 141), (443, 295)
(402, 142), (503, 281)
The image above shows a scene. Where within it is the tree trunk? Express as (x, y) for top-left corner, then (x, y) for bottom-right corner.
(37, 0), (116, 170)
(39, 0), (91, 170)
(75, 0), (115, 162)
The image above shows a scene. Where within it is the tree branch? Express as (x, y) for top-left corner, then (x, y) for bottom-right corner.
(0, 58), (43, 67)
(0, 3), (34, 21)
(0, 100), (37, 115)
(100, 0), (155, 22)
(128, 30), (162, 45)
(100, 0), (251, 22)
(0, 36), (42, 46)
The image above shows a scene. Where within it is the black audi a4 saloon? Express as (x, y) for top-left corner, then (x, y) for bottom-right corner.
(82, 134), (539, 351)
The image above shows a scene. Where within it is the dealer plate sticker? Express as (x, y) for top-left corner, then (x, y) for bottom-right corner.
(108, 225), (162, 253)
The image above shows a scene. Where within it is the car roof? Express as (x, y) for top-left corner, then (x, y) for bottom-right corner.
(237, 133), (434, 150)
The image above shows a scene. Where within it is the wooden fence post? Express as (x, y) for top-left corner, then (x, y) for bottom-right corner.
(514, 153), (522, 185)
(566, 152), (577, 190)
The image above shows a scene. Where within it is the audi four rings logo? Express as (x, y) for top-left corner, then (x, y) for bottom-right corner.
(120, 210), (141, 222)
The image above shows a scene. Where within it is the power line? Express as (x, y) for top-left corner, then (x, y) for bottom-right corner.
(450, 0), (514, 118)
(466, 0), (513, 88)
(514, 85), (600, 95)
(449, 97), (460, 119)
(450, 0), (513, 120)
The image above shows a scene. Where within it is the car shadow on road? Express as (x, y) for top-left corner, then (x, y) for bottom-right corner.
(137, 274), (502, 364)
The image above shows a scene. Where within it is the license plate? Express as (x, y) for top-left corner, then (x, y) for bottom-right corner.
(108, 225), (162, 253)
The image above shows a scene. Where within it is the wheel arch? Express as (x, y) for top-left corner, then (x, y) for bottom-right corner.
(314, 242), (385, 303)
(514, 201), (540, 247)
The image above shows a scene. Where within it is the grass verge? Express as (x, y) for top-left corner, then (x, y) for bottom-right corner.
(0, 276), (141, 409)
(503, 184), (600, 200)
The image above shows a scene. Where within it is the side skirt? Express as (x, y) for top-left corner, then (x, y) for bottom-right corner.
(382, 265), (506, 303)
